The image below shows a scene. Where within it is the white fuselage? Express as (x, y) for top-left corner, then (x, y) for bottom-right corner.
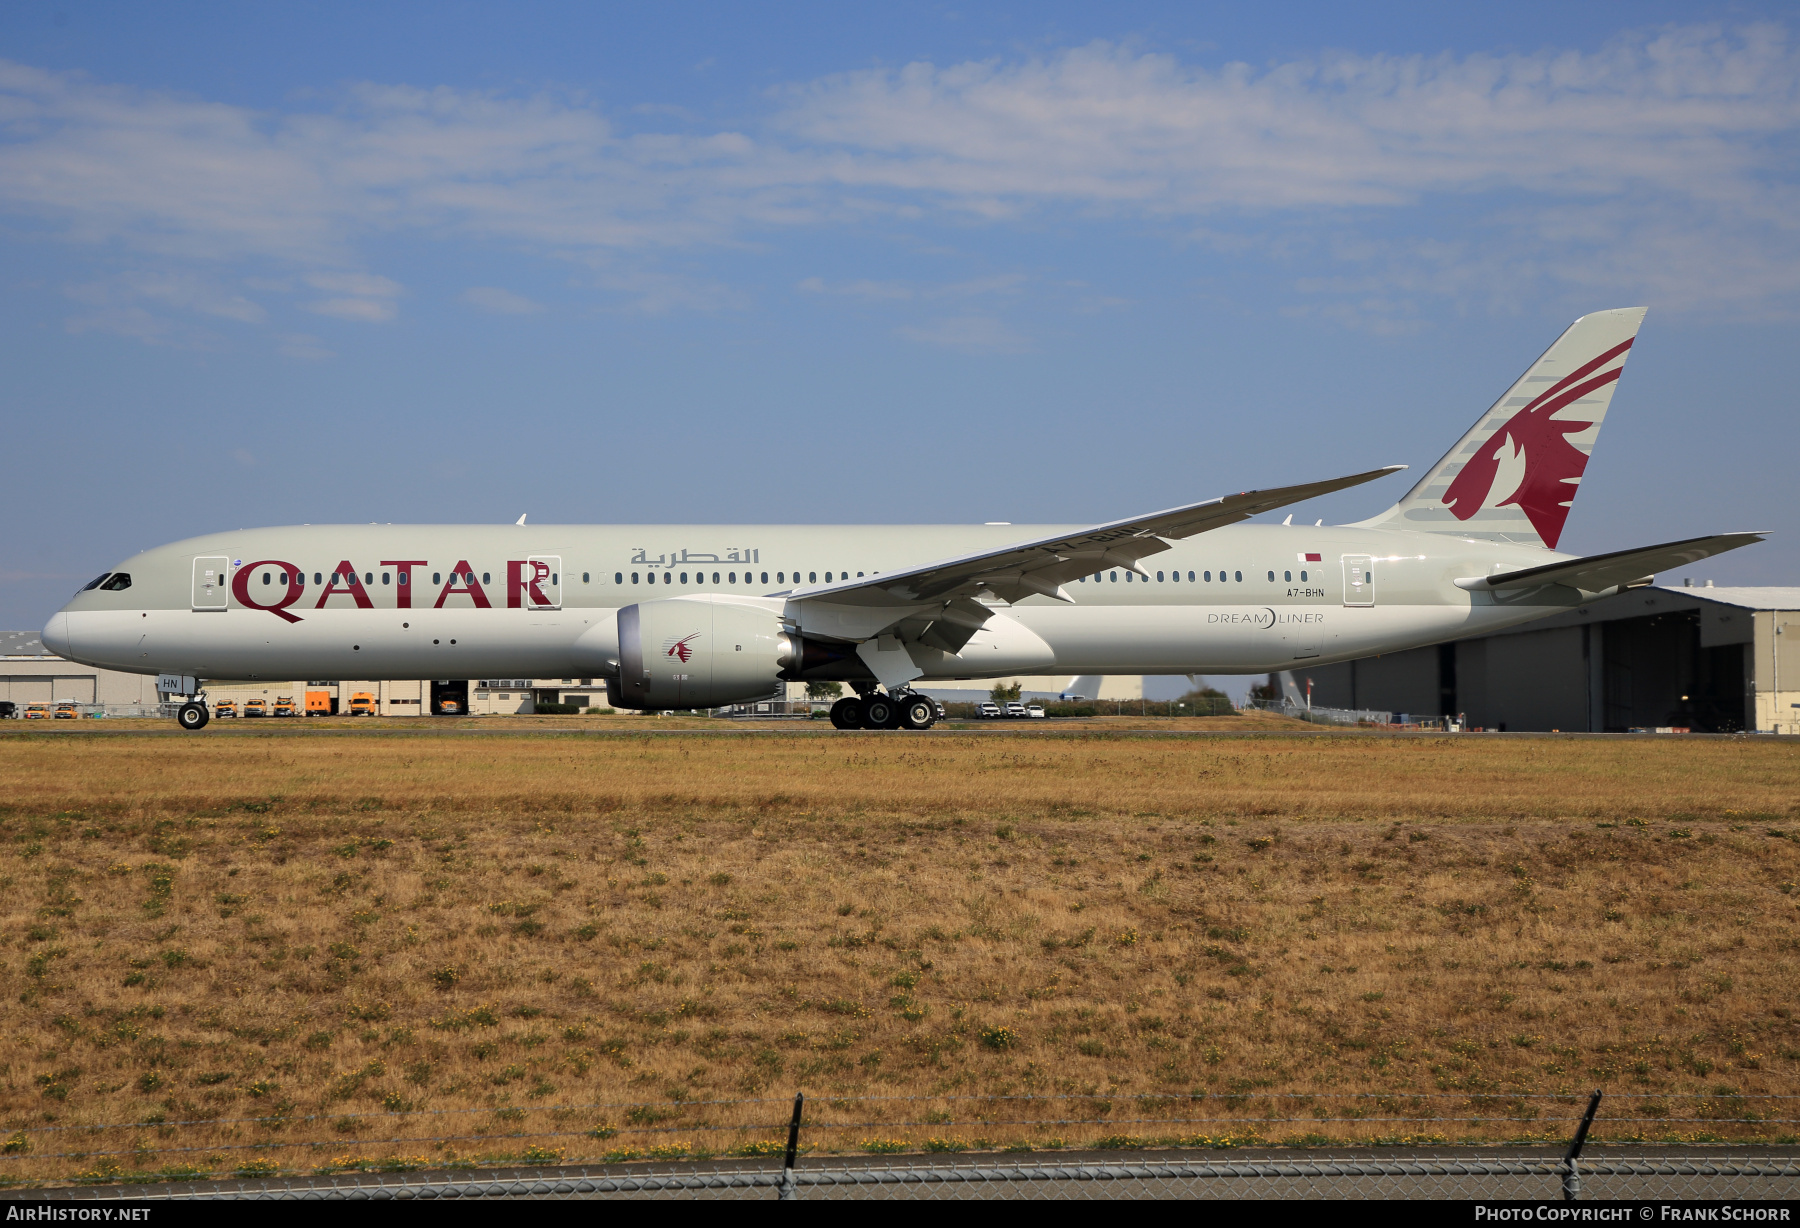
(44, 521), (1591, 686)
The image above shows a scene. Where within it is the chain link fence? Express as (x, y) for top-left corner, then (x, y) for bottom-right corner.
(8, 1090), (1800, 1201)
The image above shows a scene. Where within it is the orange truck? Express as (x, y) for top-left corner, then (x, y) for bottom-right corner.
(348, 692), (377, 716)
(305, 691), (332, 717)
(271, 696), (296, 717)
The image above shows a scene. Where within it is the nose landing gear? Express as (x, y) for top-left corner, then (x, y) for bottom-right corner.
(177, 701), (209, 731)
(828, 690), (939, 731)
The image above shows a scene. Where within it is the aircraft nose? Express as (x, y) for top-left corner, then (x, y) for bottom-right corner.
(41, 611), (73, 658)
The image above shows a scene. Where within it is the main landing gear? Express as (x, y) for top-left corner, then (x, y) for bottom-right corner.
(829, 690), (939, 731)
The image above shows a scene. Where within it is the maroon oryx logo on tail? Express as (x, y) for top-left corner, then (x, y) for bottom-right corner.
(664, 633), (700, 664)
(1441, 337), (1633, 549)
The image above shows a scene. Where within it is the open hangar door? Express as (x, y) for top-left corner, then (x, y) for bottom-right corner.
(430, 680), (469, 716)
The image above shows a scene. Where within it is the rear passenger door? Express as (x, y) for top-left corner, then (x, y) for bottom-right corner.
(1342, 555), (1375, 608)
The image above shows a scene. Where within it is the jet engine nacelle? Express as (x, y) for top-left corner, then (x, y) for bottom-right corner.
(610, 597), (796, 710)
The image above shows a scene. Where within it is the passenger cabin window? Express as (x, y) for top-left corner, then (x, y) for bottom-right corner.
(1157, 571), (1164, 581)
(1110, 572), (1118, 582)
(680, 572), (688, 584)
(1301, 571), (1308, 581)
(616, 572), (623, 584)
(398, 572), (407, 585)
(630, 573), (639, 584)
(364, 573), (373, 585)
(432, 572), (441, 585)
(1281, 571), (1288, 582)
(761, 572), (769, 584)
(99, 573), (132, 591)
(383, 572), (390, 584)
(582, 572), (590, 583)
(482, 572), (491, 585)
(1204, 571), (1211, 581)
(809, 572), (817, 583)
(314, 572), (322, 585)
(1235, 571), (1243, 582)
(1187, 571), (1195, 581)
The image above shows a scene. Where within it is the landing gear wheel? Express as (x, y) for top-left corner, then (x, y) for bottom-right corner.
(860, 694), (900, 730)
(899, 694), (937, 730)
(829, 696), (864, 730)
(177, 702), (209, 731)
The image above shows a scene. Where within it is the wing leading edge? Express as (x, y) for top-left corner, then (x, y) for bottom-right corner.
(782, 466), (1406, 654)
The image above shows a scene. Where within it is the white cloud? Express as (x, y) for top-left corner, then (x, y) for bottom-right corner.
(278, 332), (333, 360)
(460, 285), (544, 314)
(897, 314), (1031, 353)
(0, 24), (1797, 321)
(799, 272), (1025, 301)
(305, 271), (402, 298)
(304, 296), (397, 322)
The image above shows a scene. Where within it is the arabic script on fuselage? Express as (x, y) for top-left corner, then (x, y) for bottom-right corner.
(629, 548), (760, 570)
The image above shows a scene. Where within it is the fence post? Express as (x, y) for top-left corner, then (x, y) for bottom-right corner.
(777, 1091), (804, 1201)
(1561, 1089), (1602, 1201)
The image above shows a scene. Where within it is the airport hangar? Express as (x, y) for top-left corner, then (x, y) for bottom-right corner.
(1294, 583), (1800, 734)
(2, 582), (1794, 730)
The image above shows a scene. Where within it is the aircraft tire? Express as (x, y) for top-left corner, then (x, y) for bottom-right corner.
(860, 694), (900, 729)
(177, 702), (210, 731)
(899, 695), (937, 730)
(829, 697), (863, 730)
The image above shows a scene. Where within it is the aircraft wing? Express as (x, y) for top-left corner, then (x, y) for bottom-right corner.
(792, 465), (1406, 612)
(1455, 532), (1766, 595)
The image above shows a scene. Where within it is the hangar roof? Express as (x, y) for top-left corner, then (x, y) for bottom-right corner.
(0, 632), (49, 658)
(1668, 586), (1800, 611)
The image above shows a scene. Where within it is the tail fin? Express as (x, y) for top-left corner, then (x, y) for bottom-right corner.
(1355, 307), (1647, 549)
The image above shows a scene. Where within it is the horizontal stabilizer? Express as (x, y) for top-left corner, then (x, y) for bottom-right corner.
(1455, 533), (1766, 595)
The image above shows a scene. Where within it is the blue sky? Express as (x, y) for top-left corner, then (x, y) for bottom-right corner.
(3, 2), (1798, 685)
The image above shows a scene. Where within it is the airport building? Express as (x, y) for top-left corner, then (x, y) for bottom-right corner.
(1293, 584), (1800, 734)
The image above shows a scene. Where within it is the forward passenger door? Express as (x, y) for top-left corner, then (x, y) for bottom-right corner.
(192, 556), (229, 610)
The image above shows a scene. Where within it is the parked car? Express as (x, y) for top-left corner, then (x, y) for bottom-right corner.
(1026, 704), (1046, 718)
(24, 703), (51, 720)
(976, 701), (1001, 719)
(214, 700), (237, 717)
(0, 701), (14, 719)
(348, 692), (377, 716)
(271, 696), (297, 717)
(243, 699), (266, 717)
(1005, 701), (1027, 718)
(54, 702), (79, 719)
(436, 696), (464, 715)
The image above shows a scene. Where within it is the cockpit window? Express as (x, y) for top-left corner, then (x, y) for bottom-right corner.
(81, 573), (111, 591)
(99, 573), (132, 591)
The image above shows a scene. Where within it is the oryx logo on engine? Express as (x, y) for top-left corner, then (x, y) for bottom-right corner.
(664, 633), (701, 664)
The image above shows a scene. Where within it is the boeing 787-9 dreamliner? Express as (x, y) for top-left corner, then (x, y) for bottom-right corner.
(43, 307), (1764, 731)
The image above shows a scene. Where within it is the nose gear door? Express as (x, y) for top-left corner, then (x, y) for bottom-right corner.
(1342, 554), (1375, 608)
(192, 556), (229, 610)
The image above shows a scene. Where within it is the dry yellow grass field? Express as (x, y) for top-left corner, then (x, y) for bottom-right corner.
(1, 726), (1797, 1183)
